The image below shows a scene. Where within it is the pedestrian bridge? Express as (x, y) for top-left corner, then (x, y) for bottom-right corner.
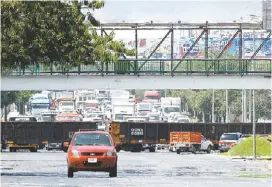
(1, 59), (271, 90)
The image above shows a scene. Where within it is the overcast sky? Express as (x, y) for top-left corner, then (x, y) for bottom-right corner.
(87, 0), (264, 39)
(93, 0), (262, 23)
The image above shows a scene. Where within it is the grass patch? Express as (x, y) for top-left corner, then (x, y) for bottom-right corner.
(238, 174), (272, 178)
(222, 136), (272, 157)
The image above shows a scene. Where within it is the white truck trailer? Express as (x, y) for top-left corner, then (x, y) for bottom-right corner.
(112, 103), (135, 122)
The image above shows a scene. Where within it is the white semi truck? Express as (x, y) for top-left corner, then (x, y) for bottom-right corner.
(160, 97), (181, 121)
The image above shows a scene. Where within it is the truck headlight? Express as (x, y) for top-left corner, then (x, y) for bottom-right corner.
(72, 150), (80, 157)
(106, 149), (116, 156)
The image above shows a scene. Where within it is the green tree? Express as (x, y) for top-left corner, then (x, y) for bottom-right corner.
(255, 90), (271, 121)
(1, 91), (19, 121)
(1, 1), (134, 74)
(1, 91), (38, 120)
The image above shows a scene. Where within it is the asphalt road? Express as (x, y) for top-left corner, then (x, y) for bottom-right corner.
(1, 150), (271, 187)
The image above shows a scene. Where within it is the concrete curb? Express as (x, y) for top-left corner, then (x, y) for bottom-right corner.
(231, 156), (272, 160)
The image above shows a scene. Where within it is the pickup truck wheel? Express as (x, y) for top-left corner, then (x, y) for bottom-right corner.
(68, 167), (74, 178)
(206, 146), (211, 154)
(109, 163), (117, 177)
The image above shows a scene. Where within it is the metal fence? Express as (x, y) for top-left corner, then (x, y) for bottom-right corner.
(10, 58), (271, 76)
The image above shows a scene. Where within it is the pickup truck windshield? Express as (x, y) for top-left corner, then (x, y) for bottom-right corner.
(72, 133), (112, 146)
(220, 134), (239, 140)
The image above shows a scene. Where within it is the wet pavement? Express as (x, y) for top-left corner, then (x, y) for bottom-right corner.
(1, 150), (271, 187)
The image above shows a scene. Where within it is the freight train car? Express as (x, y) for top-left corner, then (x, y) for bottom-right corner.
(1, 122), (98, 152)
(109, 122), (271, 152)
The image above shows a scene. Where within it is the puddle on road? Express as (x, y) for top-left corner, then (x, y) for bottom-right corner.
(234, 167), (271, 172)
(165, 171), (227, 177)
(122, 169), (156, 175)
(0, 172), (65, 177)
(0, 167), (13, 170)
(174, 166), (197, 170)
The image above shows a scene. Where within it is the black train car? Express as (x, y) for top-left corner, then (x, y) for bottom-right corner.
(110, 122), (271, 152)
(1, 122), (98, 152)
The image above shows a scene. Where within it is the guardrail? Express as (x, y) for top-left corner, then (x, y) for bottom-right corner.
(8, 58), (272, 76)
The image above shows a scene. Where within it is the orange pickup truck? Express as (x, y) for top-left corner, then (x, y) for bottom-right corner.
(169, 132), (213, 154)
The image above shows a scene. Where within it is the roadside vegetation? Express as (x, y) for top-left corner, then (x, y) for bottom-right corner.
(135, 89), (271, 123)
(222, 136), (272, 157)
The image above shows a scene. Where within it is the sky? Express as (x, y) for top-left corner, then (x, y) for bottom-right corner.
(84, 0), (265, 39)
(93, 0), (263, 22)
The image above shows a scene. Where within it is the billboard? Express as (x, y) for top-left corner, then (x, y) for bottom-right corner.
(124, 32), (271, 59)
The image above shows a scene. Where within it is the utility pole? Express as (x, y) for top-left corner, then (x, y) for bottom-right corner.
(243, 89), (247, 122)
(241, 89), (247, 122)
(226, 89), (228, 123)
(249, 89), (252, 122)
(212, 89), (215, 123)
(252, 89), (256, 160)
(242, 89), (244, 122)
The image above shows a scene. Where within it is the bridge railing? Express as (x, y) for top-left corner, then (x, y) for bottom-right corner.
(10, 58), (271, 76)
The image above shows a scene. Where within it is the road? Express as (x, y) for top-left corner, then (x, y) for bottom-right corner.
(1, 150), (271, 187)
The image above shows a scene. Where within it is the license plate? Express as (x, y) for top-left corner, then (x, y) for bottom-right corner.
(88, 158), (97, 163)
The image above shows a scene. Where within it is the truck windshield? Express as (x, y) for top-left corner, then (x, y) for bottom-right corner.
(32, 104), (49, 109)
(164, 107), (180, 113)
(220, 134), (239, 140)
(145, 96), (159, 100)
(115, 114), (132, 120)
(72, 133), (112, 146)
(60, 102), (74, 106)
(138, 104), (151, 111)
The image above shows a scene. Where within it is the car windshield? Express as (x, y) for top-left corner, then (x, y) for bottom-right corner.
(220, 134), (239, 140)
(149, 115), (160, 120)
(177, 118), (189, 123)
(164, 107), (180, 113)
(72, 133), (112, 146)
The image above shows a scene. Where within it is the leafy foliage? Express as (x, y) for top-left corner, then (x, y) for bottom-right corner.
(1, 91), (18, 108)
(1, 1), (134, 73)
(1, 91), (37, 108)
(255, 90), (271, 121)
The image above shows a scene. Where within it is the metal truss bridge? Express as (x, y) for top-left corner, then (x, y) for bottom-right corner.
(2, 22), (271, 90)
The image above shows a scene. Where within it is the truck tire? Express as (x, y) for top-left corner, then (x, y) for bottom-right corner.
(206, 146), (211, 154)
(176, 149), (181, 154)
(30, 148), (37, 152)
(9, 148), (16, 152)
(149, 147), (155, 152)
